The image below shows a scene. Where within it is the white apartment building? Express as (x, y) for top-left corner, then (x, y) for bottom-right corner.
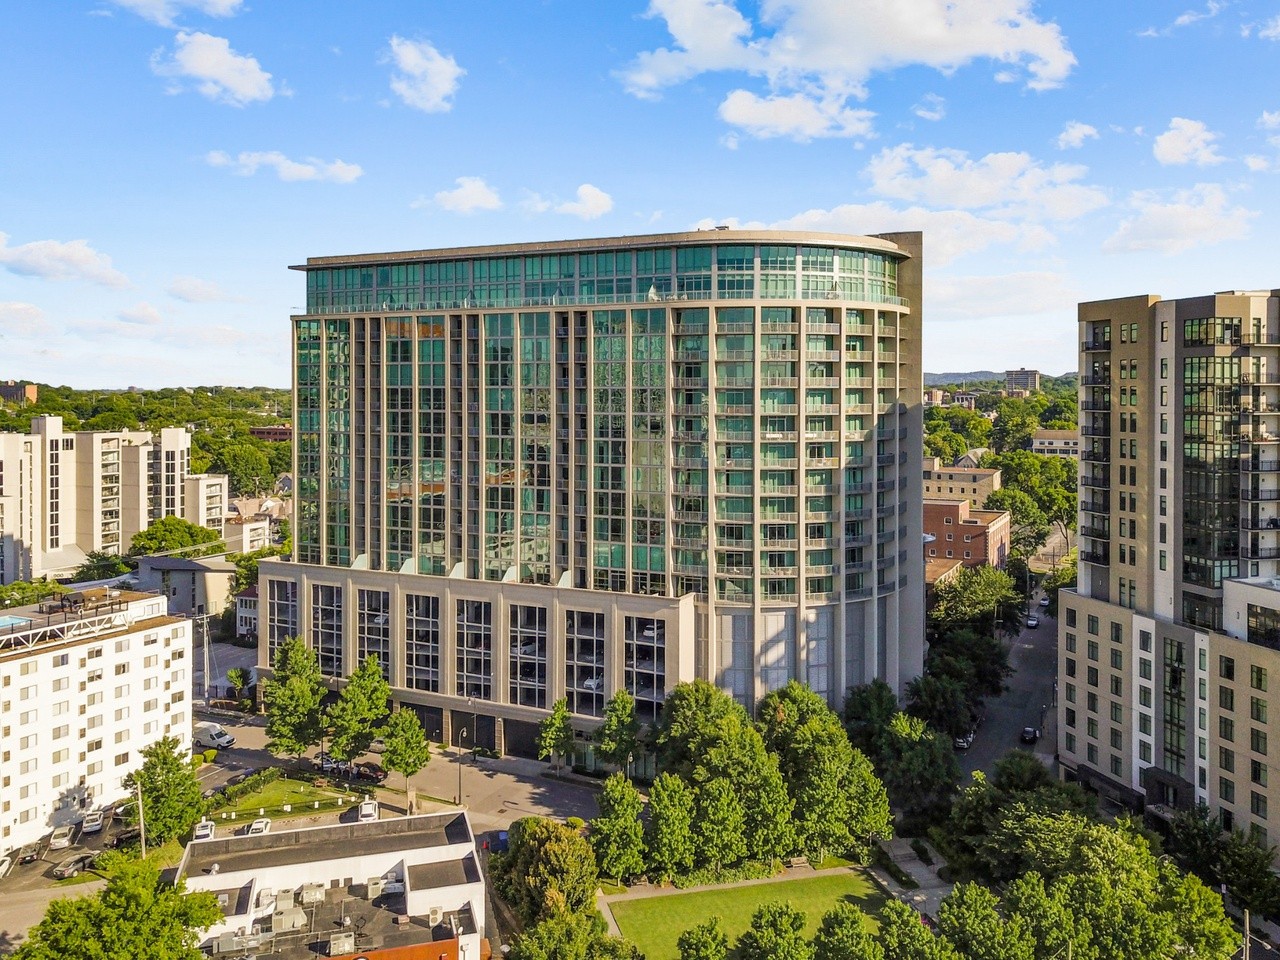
(179, 812), (485, 959)
(0, 588), (192, 853)
(0, 416), (230, 584)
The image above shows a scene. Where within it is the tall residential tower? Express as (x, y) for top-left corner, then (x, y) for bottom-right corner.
(259, 231), (924, 755)
(1060, 290), (1280, 839)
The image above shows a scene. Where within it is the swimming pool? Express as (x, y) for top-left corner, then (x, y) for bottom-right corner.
(0, 615), (32, 629)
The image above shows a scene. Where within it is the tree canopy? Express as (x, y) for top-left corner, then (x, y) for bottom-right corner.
(128, 516), (222, 557)
(262, 636), (325, 759)
(327, 655), (391, 760)
(122, 735), (205, 844)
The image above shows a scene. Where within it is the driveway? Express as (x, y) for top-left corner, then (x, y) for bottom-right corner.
(959, 590), (1058, 777)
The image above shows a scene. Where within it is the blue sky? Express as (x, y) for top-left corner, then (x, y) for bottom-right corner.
(2, 0), (1279, 388)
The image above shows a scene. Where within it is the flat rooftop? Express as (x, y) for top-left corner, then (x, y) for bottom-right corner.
(0, 588), (178, 658)
(181, 812), (473, 879)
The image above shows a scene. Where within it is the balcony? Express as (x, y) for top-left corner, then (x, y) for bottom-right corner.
(1080, 549), (1111, 564)
(1242, 488), (1280, 501)
(1241, 373), (1280, 385)
(1080, 525), (1110, 540)
(1242, 517), (1280, 531)
(1081, 448), (1111, 463)
(1081, 400), (1111, 412)
(1243, 459), (1280, 472)
(1082, 338), (1112, 351)
(1243, 545), (1280, 560)
(1082, 499), (1109, 515)
(1080, 475), (1111, 489)
(1081, 422), (1111, 438)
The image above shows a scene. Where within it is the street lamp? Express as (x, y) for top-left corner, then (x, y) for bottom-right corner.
(456, 728), (468, 806)
(468, 697), (476, 762)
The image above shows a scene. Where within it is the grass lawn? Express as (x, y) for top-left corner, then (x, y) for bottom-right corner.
(608, 869), (887, 960)
(218, 778), (356, 820)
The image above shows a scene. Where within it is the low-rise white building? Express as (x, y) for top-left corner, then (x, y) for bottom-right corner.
(0, 588), (191, 853)
(178, 811), (486, 960)
(235, 585), (259, 642)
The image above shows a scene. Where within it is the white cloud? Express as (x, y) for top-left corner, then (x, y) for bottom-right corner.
(205, 150), (363, 183)
(1104, 183), (1254, 254)
(167, 275), (237, 302)
(110, 0), (243, 27)
(1055, 120), (1099, 149)
(701, 203), (1055, 268)
(434, 177), (502, 213)
(0, 232), (128, 287)
(1259, 110), (1280, 130)
(718, 90), (874, 140)
(386, 36), (464, 113)
(1153, 117), (1225, 166)
(1140, 0), (1224, 36)
(912, 93), (946, 122)
(865, 144), (1108, 221)
(929, 271), (1076, 322)
(620, 0), (1076, 137)
(0, 302), (47, 337)
(152, 31), (275, 106)
(555, 184), (614, 220)
(519, 192), (553, 215)
(1244, 155), (1271, 172)
(1259, 15), (1280, 39)
(118, 302), (164, 326)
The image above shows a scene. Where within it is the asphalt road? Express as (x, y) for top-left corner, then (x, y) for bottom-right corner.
(959, 590), (1059, 777)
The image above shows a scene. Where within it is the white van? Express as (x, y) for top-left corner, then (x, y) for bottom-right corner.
(193, 721), (236, 750)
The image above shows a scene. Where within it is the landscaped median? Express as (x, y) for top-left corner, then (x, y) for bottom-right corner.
(604, 867), (888, 960)
(206, 768), (373, 826)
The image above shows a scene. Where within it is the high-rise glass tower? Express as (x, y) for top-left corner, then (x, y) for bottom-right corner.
(260, 230), (924, 756)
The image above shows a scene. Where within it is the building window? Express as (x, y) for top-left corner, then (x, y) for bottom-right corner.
(565, 609), (606, 717)
(456, 599), (493, 701)
(1087, 615), (1099, 636)
(1220, 655), (1236, 680)
(508, 604), (548, 709)
(404, 594), (441, 693)
(1252, 728), (1269, 756)
(1221, 778), (1236, 803)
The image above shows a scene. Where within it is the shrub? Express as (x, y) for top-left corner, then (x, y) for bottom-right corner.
(910, 838), (934, 865)
(206, 767), (285, 811)
(203, 749), (218, 764)
(566, 816), (586, 831)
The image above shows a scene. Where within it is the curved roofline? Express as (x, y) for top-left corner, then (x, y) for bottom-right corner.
(290, 229), (916, 271)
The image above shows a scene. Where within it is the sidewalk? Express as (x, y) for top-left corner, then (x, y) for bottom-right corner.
(875, 838), (954, 919)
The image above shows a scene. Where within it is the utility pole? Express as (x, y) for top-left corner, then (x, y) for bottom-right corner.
(136, 781), (147, 859)
(1244, 908), (1250, 960)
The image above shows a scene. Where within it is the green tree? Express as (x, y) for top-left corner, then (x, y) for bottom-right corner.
(929, 564), (1021, 635)
(877, 899), (958, 960)
(539, 697), (576, 775)
(327, 655), (391, 760)
(1168, 803), (1223, 884)
(929, 627), (1012, 704)
(880, 712), (959, 820)
(0, 578), (68, 608)
(990, 405), (1040, 453)
(226, 667), (250, 698)
(983, 488), (1050, 559)
(905, 674), (972, 739)
(228, 546), (287, 593)
(492, 816), (599, 926)
(122, 736), (204, 844)
(71, 550), (132, 582)
(936, 882), (1034, 960)
(382, 707), (431, 806)
(735, 902), (813, 960)
(262, 636), (325, 761)
(212, 441), (272, 495)
(12, 858), (221, 960)
(646, 771), (696, 882)
(678, 916), (729, 960)
(510, 911), (642, 960)
(1001, 872), (1088, 960)
(1219, 828), (1280, 917)
(1160, 864), (1237, 960)
(757, 680), (891, 861)
(595, 689), (640, 772)
(655, 678), (742, 775)
(590, 773), (646, 882)
(693, 777), (747, 871)
(842, 679), (899, 768)
(128, 516), (222, 557)
(812, 902), (884, 960)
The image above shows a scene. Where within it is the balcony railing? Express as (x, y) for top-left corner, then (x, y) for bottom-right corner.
(1082, 339), (1112, 351)
(1080, 549), (1111, 564)
(1242, 488), (1280, 501)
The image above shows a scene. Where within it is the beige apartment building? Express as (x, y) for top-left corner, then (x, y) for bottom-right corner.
(1006, 368), (1042, 392)
(1060, 289), (1280, 841)
(0, 416), (229, 584)
(1032, 427), (1081, 459)
(259, 229), (926, 756)
(922, 456), (1001, 506)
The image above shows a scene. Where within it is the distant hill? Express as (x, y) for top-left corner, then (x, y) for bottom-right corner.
(923, 371), (1001, 387)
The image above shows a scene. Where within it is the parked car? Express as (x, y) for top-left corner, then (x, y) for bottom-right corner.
(108, 827), (142, 850)
(357, 800), (379, 823)
(192, 821), (215, 841)
(368, 738), (387, 754)
(355, 763), (389, 784)
(49, 824), (77, 850)
(0, 855), (13, 880)
(247, 818), (271, 837)
(313, 752), (338, 773)
(1021, 726), (1041, 744)
(51, 852), (95, 879)
(226, 768), (258, 786)
(80, 810), (106, 835)
(1039, 596), (1051, 607)
(582, 674), (605, 691)
(1025, 616), (1040, 629)
(17, 842), (41, 864)
(953, 730), (976, 751)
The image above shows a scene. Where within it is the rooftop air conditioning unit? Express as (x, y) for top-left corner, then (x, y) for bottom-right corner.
(327, 933), (356, 956)
(299, 883), (325, 905)
(427, 907), (443, 926)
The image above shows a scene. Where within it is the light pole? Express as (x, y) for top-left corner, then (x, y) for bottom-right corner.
(468, 697), (476, 762)
(456, 727), (468, 806)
